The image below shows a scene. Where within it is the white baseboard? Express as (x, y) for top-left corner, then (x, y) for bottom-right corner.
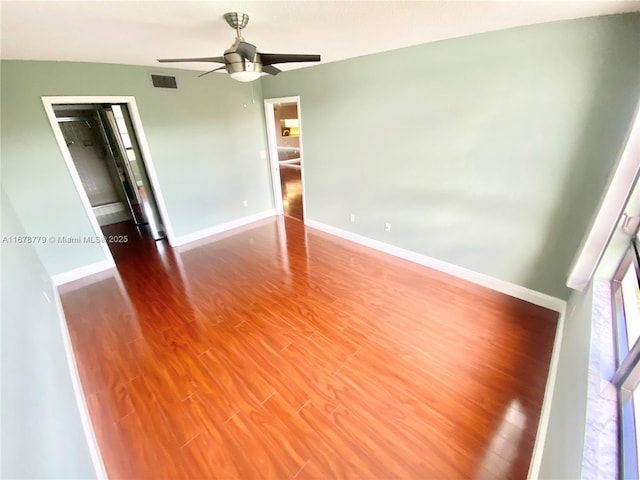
(52, 285), (108, 480)
(170, 209), (277, 248)
(304, 219), (567, 313)
(51, 259), (115, 286)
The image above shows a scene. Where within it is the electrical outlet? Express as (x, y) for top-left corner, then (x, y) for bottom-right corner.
(384, 222), (391, 232)
(243, 200), (249, 208)
(350, 213), (356, 223)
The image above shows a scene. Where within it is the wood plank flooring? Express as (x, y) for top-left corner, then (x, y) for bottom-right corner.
(279, 164), (303, 221)
(59, 217), (558, 479)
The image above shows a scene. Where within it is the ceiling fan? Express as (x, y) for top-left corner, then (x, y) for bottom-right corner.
(158, 12), (321, 82)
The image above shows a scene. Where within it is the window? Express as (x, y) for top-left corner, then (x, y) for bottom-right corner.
(612, 238), (640, 478)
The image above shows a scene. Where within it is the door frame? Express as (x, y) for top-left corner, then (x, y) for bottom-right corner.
(42, 96), (176, 252)
(263, 96), (307, 219)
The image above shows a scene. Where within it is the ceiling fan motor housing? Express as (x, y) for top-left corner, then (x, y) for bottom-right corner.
(224, 38), (262, 76)
(226, 57), (263, 75)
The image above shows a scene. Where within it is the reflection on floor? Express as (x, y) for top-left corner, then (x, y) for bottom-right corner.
(279, 163), (303, 221)
(100, 220), (161, 262)
(60, 217), (558, 479)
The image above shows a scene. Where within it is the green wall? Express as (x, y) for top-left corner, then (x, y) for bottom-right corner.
(1, 61), (273, 276)
(262, 13), (640, 300)
(0, 189), (96, 478)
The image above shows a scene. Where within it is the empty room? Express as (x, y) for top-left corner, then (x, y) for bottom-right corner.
(2, 1), (640, 479)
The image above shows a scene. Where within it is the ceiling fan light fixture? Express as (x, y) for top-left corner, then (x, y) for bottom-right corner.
(229, 70), (262, 82)
(227, 59), (262, 82)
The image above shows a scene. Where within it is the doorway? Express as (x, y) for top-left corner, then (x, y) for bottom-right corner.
(43, 97), (172, 264)
(264, 97), (306, 222)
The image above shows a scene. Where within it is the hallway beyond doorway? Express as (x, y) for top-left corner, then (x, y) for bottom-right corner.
(279, 162), (303, 220)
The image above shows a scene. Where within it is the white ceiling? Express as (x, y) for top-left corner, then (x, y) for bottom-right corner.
(1, 1), (639, 73)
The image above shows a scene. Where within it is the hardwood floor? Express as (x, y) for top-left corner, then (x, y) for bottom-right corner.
(279, 164), (303, 221)
(60, 217), (558, 479)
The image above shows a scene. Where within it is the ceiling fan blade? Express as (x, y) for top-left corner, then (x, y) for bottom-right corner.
(157, 56), (226, 64)
(262, 65), (282, 76)
(236, 41), (257, 61)
(260, 53), (320, 66)
(198, 66), (227, 77)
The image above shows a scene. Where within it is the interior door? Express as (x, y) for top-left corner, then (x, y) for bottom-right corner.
(101, 105), (166, 240)
(92, 111), (143, 225)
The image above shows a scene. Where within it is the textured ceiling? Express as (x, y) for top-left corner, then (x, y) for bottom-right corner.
(1, 1), (639, 73)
